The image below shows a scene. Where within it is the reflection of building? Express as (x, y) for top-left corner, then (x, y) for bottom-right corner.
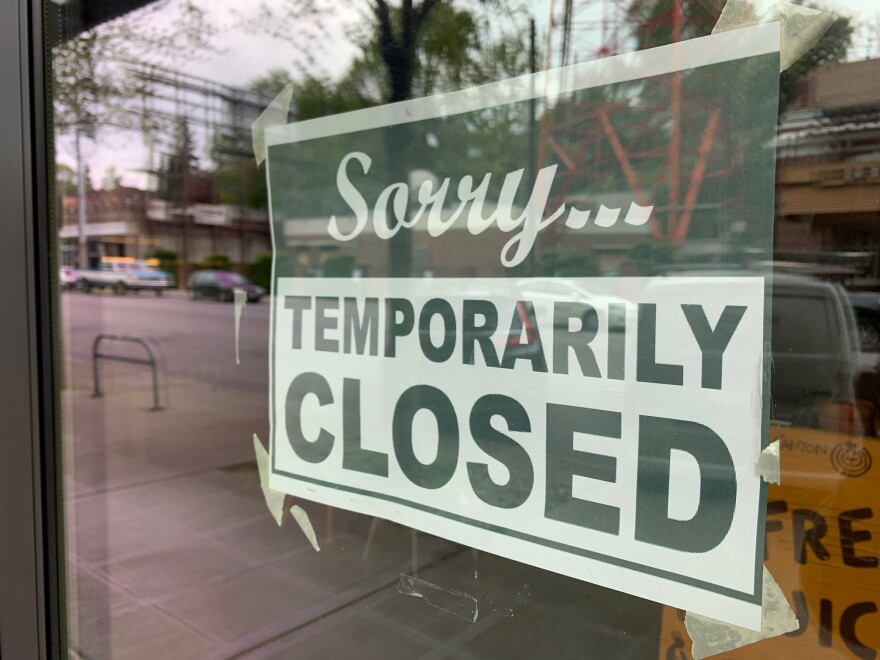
(59, 185), (270, 271)
(776, 58), (880, 277)
(59, 186), (147, 266)
(58, 62), (288, 275)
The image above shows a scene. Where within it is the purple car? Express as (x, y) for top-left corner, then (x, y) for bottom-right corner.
(187, 270), (264, 302)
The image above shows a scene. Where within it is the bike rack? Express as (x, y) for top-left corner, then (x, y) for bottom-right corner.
(92, 334), (163, 411)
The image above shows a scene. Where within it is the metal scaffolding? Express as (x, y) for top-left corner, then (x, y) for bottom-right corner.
(537, 0), (730, 249)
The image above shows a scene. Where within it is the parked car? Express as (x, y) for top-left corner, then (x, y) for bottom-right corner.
(847, 291), (880, 352)
(187, 270), (264, 302)
(771, 274), (862, 429)
(515, 277), (630, 332)
(652, 270), (862, 431)
(75, 258), (174, 295)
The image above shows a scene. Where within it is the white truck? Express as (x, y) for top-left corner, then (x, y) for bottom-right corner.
(74, 258), (174, 295)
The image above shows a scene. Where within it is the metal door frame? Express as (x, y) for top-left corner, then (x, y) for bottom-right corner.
(0, 0), (65, 656)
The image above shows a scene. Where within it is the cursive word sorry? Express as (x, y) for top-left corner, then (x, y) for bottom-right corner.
(328, 151), (653, 268)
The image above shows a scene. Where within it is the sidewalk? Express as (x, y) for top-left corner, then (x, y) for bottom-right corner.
(64, 358), (268, 496)
(62, 360), (463, 659)
(62, 359), (653, 659)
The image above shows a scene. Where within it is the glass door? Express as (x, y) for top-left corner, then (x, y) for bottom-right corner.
(25, 0), (880, 658)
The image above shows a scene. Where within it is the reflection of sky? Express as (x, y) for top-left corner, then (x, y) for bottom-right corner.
(57, 0), (363, 187)
(184, 0), (361, 86)
(58, 0), (877, 190)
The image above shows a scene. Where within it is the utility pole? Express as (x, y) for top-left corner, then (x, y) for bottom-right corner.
(75, 127), (88, 268)
(527, 17), (538, 273)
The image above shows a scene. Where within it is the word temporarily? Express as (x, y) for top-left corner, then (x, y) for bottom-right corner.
(327, 152), (653, 268)
(269, 276), (767, 629)
(282, 294), (746, 390)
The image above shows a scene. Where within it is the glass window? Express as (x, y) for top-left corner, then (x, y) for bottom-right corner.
(48, 1), (880, 658)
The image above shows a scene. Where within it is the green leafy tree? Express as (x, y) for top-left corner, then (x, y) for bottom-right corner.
(254, 2), (533, 202)
(535, 250), (601, 277)
(158, 117), (198, 204)
(322, 253), (357, 277)
(779, 15), (853, 111)
(624, 242), (676, 275)
(52, 1), (216, 138)
(211, 130), (268, 209)
(249, 68), (296, 98)
(247, 0), (528, 275)
(145, 247), (180, 282)
(246, 0), (442, 105)
(247, 253), (273, 290)
(626, 0), (723, 47)
(290, 74), (376, 120)
(196, 253), (232, 270)
(322, 1), (531, 107)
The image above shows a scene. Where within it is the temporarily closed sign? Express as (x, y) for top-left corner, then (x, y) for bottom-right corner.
(266, 26), (780, 630)
(269, 277), (767, 628)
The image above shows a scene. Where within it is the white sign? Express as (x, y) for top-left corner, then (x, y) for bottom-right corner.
(270, 276), (767, 629)
(326, 151), (654, 268)
(266, 24), (780, 630)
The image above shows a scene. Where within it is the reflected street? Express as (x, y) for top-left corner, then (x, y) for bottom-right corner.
(61, 289), (660, 659)
(63, 290), (270, 393)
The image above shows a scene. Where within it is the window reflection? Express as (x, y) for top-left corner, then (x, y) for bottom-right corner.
(52, 0), (880, 658)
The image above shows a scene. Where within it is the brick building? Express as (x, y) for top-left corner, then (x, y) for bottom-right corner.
(58, 184), (271, 277)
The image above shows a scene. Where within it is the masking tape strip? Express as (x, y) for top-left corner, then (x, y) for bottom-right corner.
(252, 83), (294, 165)
(290, 504), (321, 552)
(253, 433), (285, 526)
(754, 439), (780, 484)
(712, 0), (836, 72)
(685, 566), (799, 659)
(234, 288), (247, 365)
(398, 574), (479, 623)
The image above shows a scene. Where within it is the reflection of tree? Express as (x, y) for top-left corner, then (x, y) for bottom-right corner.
(535, 251), (600, 277)
(52, 2), (216, 137)
(627, 0), (724, 47)
(342, 1), (527, 102)
(779, 15), (852, 112)
(369, 0), (528, 276)
(159, 116), (198, 271)
(250, 0), (439, 275)
(157, 117), (197, 204)
(252, 0), (525, 102)
(626, 0), (853, 113)
(624, 242), (676, 275)
(157, 116), (218, 273)
(249, 69), (296, 99)
(248, 0), (439, 106)
(52, 2), (216, 266)
(251, 0), (532, 276)
(211, 131), (268, 210)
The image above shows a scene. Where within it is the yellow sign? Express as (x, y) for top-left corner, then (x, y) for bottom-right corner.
(660, 426), (880, 658)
